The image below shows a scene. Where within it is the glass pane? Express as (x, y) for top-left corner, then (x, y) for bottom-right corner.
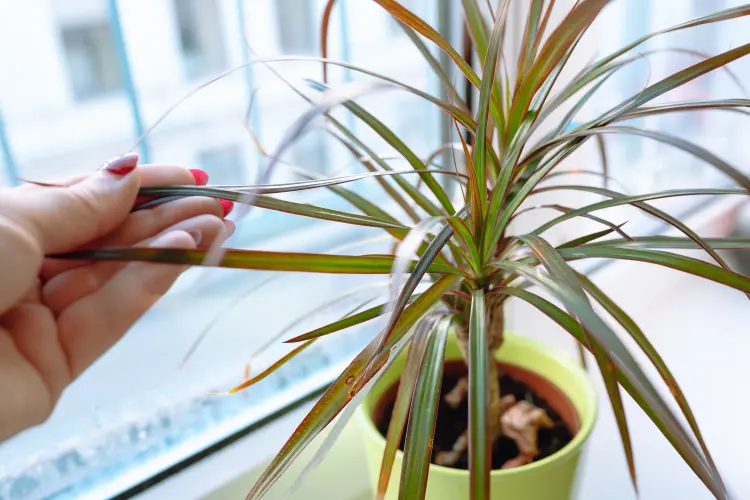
(275, 0), (314, 54)
(173, 0), (228, 79)
(1, 1), (749, 499)
(61, 23), (123, 100)
(198, 144), (246, 184)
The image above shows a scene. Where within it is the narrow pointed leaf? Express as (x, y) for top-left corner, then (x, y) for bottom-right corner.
(474, 1), (511, 214)
(137, 187), (407, 230)
(378, 315), (441, 499)
(398, 317), (451, 499)
(228, 340), (316, 393)
(583, 236), (750, 250)
(496, 287), (726, 498)
(577, 273), (720, 479)
(446, 216), (481, 273)
(558, 226), (623, 249)
(529, 184), (742, 278)
(462, 0), (489, 65)
(246, 275), (458, 499)
(553, 246), (750, 294)
(491, 256), (727, 498)
(307, 79), (454, 214)
(595, 42), (750, 127)
(519, 235), (636, 490)
(529, 126), (750, 192)
(373, 0), (481, 88)
(468, 288), (490, 499)
(55, 248), (461, 275)
(507, 0), (612, 135)
(284, 294), (421, 344)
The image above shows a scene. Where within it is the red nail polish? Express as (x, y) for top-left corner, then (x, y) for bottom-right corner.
(189, 168), (209, 185)
(102, 152), (139, 176)
(219, 199), (234, 217)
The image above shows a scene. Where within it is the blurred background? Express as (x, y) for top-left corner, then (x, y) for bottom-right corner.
(1, 1), (750, 499)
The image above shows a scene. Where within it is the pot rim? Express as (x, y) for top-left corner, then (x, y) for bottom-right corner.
(357, 333), (598, 478)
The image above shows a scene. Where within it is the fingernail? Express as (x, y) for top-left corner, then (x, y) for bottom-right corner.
(219, 199), (234, 217)
(189, 168), (209, 185)
(101, 152), (139, 176)
(224, 219), (235, 236)
(186, 229), (202, 245)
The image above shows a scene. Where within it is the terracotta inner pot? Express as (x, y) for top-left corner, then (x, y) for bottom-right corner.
(372, 360), (581, 452)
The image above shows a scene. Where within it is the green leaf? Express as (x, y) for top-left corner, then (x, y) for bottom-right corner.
(398, 317), (451, 499)
(468, 289), (490, 499)
(506, 0), (612, 136)
(373, 0), (481, 88)
(490, 256), (727, 498)
(307, 79), (455, 215)
(284, 295), (420, 344)
(331, 136), (422, 222)
(55, 248), (461, 275)
(583, 235), (750, 250)
(595, 42), (750, 127)
(378, 209), (473, 359)
(529, 127), (750, 192)
(518, 235), (636, 490)
(254, 56), (448, 220)
(246, 275), (457, 499)
(137, 187), (408, 230)
(256, 56), (475, 129)
(516, 0), (545, 85)
(558, 226), (624, 249)
(531, 186), (745, 236)
(576, 273), (720, 482)
(228, 340), (316, 393)
(553, 245), (750, 294)
(399, 24), (470, 111)
(377, 315), (440, 499)
(615, 99), (750, 121)
(584, 5), (750, 98)
(495, 287), (727, 499)
(461, 0), (489, 65)
(446, 217), (481, 274)
(473, 1), (511, 216)
(528, 184), (742, 276)
(513, 203), (632, 241)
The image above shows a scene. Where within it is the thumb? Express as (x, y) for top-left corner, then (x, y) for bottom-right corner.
(6, 153), (141, 254)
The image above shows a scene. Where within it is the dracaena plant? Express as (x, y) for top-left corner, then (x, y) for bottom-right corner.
(56, 0), (750, 498)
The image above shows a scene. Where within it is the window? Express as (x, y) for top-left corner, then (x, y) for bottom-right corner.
(198, 145), (245, 185)
(275, 0), (315, 54)
(60, 23), (122, 100)
(174, 0), (227, 79)
(5, 2), (750, 499)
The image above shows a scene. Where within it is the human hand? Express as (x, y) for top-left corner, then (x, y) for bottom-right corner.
(0, 153), (232, 440)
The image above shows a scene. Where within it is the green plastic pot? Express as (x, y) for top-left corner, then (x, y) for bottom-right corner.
(357, 332), (597, 500)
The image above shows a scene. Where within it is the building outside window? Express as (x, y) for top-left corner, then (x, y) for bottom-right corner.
(60, 23), (123, 100)
(174, 0), (228, 79)
(275, 0), (315, 54)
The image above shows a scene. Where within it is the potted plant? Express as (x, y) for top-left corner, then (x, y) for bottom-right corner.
(58, 0), (750, 498)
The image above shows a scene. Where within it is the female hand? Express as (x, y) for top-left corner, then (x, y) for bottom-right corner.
(0, 153), (232, 441)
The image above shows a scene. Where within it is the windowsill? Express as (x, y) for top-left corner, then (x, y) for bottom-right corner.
(131, 194), (747, 500)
